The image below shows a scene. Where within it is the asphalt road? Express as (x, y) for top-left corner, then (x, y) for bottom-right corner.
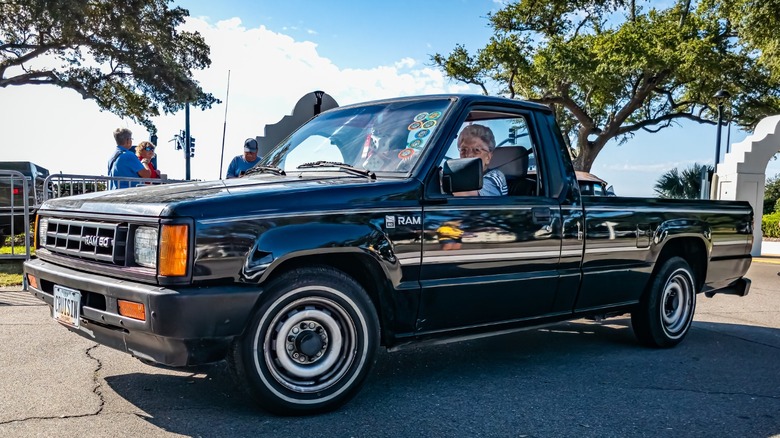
(1, 261), (778, 438)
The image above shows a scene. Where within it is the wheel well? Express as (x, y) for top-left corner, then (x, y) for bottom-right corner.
(654, 237), (707, 290)
(263, 253), (388, 342)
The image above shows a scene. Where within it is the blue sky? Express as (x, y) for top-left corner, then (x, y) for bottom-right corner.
(1, 0), (778, 196)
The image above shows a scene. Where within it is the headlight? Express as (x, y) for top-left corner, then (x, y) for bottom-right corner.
(134, 227), (158, 268)
(37, 216), (48, 248)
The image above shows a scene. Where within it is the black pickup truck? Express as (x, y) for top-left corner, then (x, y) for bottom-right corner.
(24, 95), (753, 415)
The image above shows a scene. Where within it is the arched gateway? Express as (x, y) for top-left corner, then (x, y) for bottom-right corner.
(716, 115), (780, 256)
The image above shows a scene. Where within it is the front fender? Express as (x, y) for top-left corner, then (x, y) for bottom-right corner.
(242, 222), (396, 283)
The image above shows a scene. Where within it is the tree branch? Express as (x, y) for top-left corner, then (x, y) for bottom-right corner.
(617, 112), (716, 135)
(0, 70), (59, 87)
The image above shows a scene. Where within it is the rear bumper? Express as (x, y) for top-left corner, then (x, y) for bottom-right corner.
(24, 258), (263, 366)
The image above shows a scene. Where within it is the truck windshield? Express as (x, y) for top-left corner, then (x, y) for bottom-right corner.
(259, 99), (452, 175)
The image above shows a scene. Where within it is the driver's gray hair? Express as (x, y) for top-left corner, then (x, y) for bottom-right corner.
(458, 124), (496, 152)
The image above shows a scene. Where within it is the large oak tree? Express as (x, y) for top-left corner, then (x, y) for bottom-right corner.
(0, 0), (218, 132)
(432, 0), (780, 171)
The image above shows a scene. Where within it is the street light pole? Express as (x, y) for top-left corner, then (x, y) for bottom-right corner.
(713, 89), (731, 167)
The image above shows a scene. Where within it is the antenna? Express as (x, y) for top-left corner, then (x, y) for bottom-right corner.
(218, 70), (231, 180)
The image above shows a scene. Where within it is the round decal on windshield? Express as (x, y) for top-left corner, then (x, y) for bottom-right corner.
(398, 148), (415, 160)
(422, 120), (437, 129)
(409, 139), (423, 149)
(415, 129), (430, 139)
(408, 121), (422, 130)
(413, 113), (428, 122)
(426, 111), (442, 120)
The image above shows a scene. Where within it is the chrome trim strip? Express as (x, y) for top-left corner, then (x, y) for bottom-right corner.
(423, 250), (560, 264)
(199, 208), (422, 224)
(584, 207), (750, 215)
(398, 256), (421, 266)
(585, 246), (648, 254)
(712, 240), (748, 246)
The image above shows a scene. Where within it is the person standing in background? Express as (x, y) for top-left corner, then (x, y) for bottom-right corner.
(226, 138), (262, 178)
(108, 128), (151, 189)
(135, 141), (161, 179)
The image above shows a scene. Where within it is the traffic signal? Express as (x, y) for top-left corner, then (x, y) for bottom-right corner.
(189, 136), (196, 157)
(172, 131), (184, 150)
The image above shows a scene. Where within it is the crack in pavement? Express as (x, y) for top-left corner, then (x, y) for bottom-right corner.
(0, 343), (105, 425)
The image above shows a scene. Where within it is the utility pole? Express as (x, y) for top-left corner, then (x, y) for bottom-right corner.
(185, 103), (191, 180)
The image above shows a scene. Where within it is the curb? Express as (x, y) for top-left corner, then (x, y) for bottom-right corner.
(753, 256), (780, 265)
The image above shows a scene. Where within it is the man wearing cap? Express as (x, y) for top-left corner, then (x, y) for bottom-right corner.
(226, 138), (262, 179)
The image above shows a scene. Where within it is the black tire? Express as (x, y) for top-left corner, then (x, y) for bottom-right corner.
(631, 256), (697, 348)
(227, 266), (379, 415)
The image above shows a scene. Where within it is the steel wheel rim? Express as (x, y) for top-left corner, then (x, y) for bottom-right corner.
(660, 268), (694, 337)
(261, 295), (357, 394)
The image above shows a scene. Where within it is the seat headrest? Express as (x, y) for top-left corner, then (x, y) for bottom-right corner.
(489, 146), (528, 178)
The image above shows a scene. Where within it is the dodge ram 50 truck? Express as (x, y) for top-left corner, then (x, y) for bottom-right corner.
(24, 95), (753, 415)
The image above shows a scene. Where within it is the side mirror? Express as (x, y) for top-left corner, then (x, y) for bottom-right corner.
(606, 185), (616, 196)
(441, 158), (483, 194)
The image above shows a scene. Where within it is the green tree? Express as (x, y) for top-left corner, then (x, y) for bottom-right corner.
(654, 163), (713, 199)
(432, 1), (780, 171)
(0, 0), (218, 131)
(764, 174), (780, 213)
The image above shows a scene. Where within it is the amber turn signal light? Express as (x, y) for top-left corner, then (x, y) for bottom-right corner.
(118, 300), (146, 321)
(159, 224), (188, 277)
(26, 274), (38, 290)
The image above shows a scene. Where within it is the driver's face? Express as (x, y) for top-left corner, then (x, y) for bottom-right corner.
(244, 151), (258, 161)
(458, 136), (492, 171)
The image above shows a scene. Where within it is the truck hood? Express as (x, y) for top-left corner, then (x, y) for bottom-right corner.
(40, 174), (396, 217)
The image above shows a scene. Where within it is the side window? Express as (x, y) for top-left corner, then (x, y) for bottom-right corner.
(443, 111), (542, 197)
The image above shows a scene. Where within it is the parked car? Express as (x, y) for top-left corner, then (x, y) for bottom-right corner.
(0, 161), (49, 241)
(576, 170), (615, 196)
(25, 94), (753, 415)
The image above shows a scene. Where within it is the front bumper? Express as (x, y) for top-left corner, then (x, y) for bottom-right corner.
(24, 258), (263, 366)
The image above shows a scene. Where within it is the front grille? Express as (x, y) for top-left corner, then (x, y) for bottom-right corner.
(42, 218), (128, 265)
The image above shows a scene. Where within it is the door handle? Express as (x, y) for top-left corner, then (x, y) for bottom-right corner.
(532, 207), (551, 224)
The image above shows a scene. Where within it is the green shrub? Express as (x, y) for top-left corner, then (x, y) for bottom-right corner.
(762, 212), (780, 238)
(775, 198), (780, 213)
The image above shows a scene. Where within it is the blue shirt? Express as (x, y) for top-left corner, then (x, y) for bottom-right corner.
(480, 169), (508, 196)
(226, 155), (261, 179)
(108, 146), (145, 189)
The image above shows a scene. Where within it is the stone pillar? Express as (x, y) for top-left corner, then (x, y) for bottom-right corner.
(716, 115), (780, 256)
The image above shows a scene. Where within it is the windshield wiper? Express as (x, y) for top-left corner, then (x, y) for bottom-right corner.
(243, 165), (286, 177)
(297, 161), (376, 180)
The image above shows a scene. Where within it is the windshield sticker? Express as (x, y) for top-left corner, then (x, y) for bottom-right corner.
(426, 111), (442, 120)
(415, 129), (430, 139)
(408, 121), (422, 130)
(413, 113), (428, 122)
(422, 120), (437, 129)
(361, 132), (373, 159)
(409, 139), (423, 149)
(398, 148), (415, 160)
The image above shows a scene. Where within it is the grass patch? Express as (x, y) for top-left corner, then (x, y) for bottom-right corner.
(0, 262), (23, 287)
(0, 246), (33, 255)
(0, 273), (22, 287)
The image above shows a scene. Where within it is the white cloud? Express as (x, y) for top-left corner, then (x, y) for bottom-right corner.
(0, 17), (475, 181)
(394, 57), (416, 69)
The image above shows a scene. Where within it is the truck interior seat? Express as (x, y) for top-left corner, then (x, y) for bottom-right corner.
(489, 146), (534, 196)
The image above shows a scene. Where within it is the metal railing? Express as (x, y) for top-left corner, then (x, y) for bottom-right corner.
(0, 170), (32, 262)
(43, 174), (188, 200)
